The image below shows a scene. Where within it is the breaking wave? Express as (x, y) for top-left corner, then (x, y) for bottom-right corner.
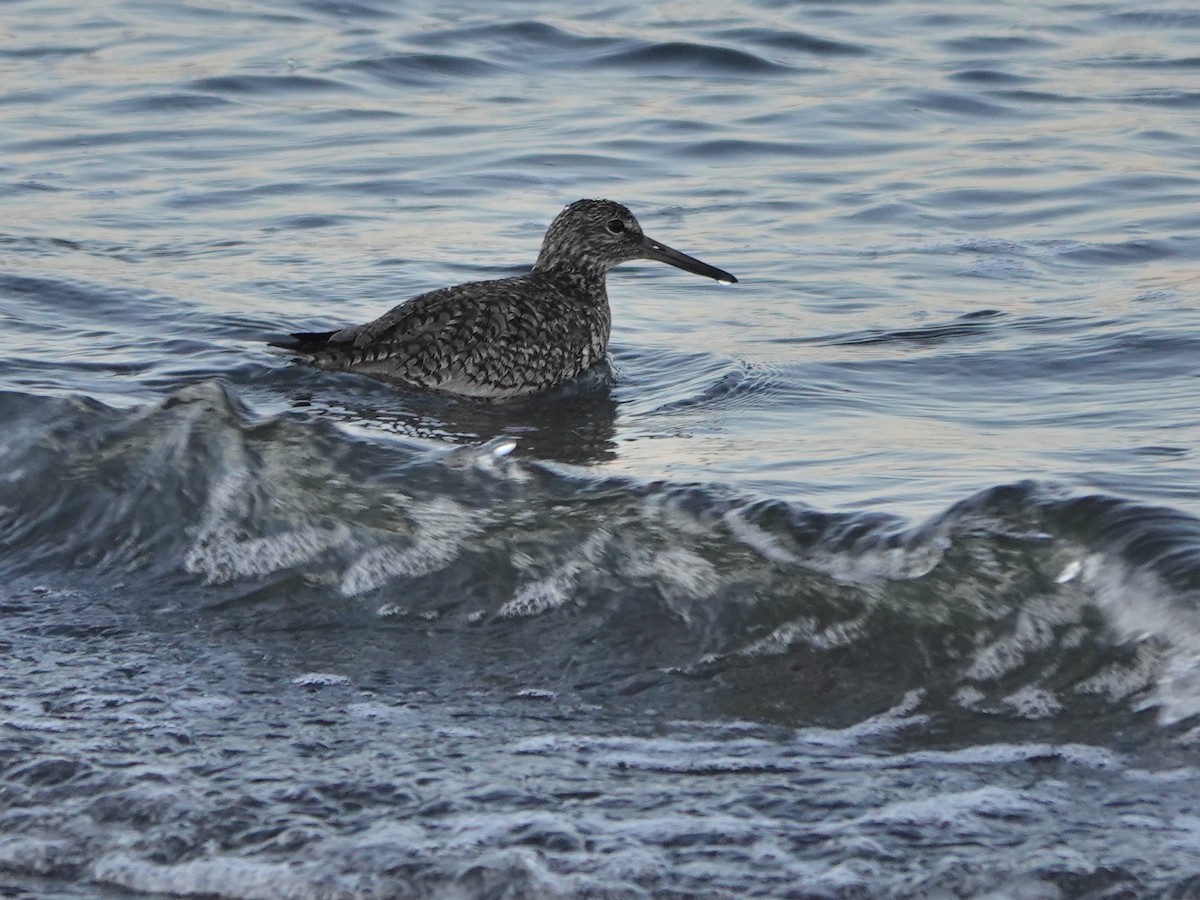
(4, 382), (1200, 733)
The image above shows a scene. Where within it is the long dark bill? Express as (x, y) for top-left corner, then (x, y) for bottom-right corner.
(639, 235), (738, 284)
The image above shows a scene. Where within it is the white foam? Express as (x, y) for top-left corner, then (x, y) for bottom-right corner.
(800, 690), (929, 746)
(2, 717), (76, 733)
(499, 569), (575, 619)
(611, 811), (763, 846)
(187, 523), (349, 583)
(292, 672), (351, 687)
(346, 702), (417, 723)
(182, 428), (354, 584)
(513, 688), (557, 701)
(722, 509), (799, 564)
(624, 546), (719, 600)
(812, 538), (947, 584)
(92, 852), (361, 900)
(737, 613), (868, 658)
(451, 846), (629, 899)
(884, 742), (1121, 770)
(1002, 686), (1063, 719)
(2, 696), (82, 733)
(1124, 766), (1200, 783)
(854, 785), (1042, 829)
(955, 685), (986, 709)
(1074, 642), (1162, 702)
(509, 734), (563, 755)
(339, 496), (479, 596)
(965, 593), (1084, 681)
(498, 529), (609, 618)
(1072, 552), (1200, 724)
(0, 836), (79, 877)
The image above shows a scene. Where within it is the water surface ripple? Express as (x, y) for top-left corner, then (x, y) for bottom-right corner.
(3, 0), (1200, 897)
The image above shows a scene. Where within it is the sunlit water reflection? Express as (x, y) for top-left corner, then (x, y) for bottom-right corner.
(3, 0), (1200, 896)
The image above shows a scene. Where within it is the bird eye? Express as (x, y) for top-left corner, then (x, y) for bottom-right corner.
(606, 219), (625, 234)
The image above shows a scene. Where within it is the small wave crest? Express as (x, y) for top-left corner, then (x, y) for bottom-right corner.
(4, 384), (1200, 731)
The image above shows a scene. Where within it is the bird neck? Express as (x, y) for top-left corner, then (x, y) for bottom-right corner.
(530, 258), (610, 295)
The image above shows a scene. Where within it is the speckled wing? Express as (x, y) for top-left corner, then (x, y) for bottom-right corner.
(299, 278), (522, 395)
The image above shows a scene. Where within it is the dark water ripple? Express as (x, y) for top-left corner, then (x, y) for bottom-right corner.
(189, 74), (355, 95)
(729, 28), (870, 57)
(102, 91), (238, 114)
(344, 53), (505, 86)
(594, 41), (793, 75)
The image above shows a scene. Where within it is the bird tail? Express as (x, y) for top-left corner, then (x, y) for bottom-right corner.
(268, 330), (338, 353)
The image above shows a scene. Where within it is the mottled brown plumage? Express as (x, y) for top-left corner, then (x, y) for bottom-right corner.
(272, 199), (737, 399)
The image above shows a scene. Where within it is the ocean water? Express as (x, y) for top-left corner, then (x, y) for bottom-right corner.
(3, 0), (1200, 896)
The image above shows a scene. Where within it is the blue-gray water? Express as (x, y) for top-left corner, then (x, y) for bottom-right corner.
(3, 1), (1200, 897)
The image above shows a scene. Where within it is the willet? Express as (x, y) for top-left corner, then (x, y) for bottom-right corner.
(272, 199), (737, 399)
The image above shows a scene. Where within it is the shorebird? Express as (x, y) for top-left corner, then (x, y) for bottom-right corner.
(271, 199), (737, 400)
